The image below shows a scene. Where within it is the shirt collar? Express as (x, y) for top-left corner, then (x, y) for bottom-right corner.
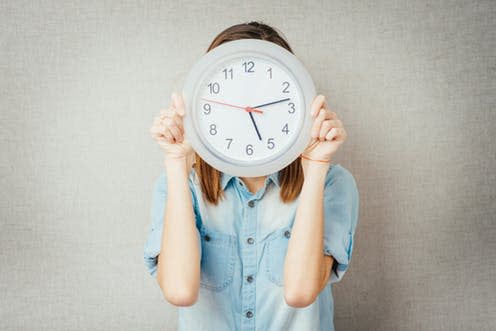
(221, 171), (280, 190)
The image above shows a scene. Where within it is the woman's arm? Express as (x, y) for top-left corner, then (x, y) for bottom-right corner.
(150, 92), (201, 306)
(156, 158), (201, 306)
(284, 160), (333, 307)
(283, 94), (347, 307)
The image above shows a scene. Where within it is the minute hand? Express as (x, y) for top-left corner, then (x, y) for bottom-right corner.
(252, 98), (291, 109)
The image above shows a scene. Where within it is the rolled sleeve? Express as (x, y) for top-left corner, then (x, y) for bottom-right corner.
(143, 170), (202, 278)
(322, 164), (359, 283)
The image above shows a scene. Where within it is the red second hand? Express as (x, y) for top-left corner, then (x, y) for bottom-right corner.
(201, 97), (264, 114)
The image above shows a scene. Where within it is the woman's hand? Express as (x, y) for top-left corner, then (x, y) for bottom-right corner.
(301, 94), (347, 164)
(150, 92), (195, 170)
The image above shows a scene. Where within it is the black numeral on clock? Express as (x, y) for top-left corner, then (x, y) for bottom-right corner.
(208, 82), (220, 94)
(225, 138), (233, 149)
(242, 61), (255, 73)
(209, 124), (217, 135)
(222, 68), (233, 80)
(203, 103), (211, 115)
(282, 123), (289, 134)
(245, 144), (254, 155)
(267, 138), (275, 149)
(288, 102), (295, 114)
(282, 81), (290, 93)
(267, 67), (272, 79)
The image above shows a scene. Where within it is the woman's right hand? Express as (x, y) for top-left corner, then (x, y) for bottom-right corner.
(150, 92), (195, 170)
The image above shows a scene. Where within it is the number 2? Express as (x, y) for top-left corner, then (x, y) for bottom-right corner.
(282, 81), (290, 93)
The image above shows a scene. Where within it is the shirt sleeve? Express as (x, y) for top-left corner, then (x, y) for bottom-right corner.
(143, 170), (203, 278)
(322, 164), (360, 283)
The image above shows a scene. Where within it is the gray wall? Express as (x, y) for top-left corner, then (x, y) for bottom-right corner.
(1, 1), (495, 330)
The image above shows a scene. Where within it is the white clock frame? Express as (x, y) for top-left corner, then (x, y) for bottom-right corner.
(182, 38), (316, 177)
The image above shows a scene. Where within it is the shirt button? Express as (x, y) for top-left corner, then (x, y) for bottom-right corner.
(248, 200), (255, 207)
(247, 237), (254, 245)
(204, 234), (211, 241)
(284, 230), (291, 238)
(245, 310), (253, 318)
(246, 275), (254, 283)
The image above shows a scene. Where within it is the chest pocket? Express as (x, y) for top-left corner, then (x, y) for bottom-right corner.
(199, 224), (236, 291)
(264, 225), (292, 286)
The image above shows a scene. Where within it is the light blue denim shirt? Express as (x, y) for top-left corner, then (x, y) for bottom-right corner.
(143, 163), (359, 331)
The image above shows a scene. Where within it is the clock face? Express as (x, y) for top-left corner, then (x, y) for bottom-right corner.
(193, 55), (303, 164)
(183, 39), (316, 177)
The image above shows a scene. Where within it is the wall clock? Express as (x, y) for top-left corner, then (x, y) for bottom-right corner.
(182, 38), (316, 177)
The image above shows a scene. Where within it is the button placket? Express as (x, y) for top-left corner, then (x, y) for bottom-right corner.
(241, 198), (257, 329)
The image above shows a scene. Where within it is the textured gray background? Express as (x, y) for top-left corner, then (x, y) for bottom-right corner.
(1, 1), (495, 330)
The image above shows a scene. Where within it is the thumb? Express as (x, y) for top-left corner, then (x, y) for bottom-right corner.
(172, 91), (186, 116)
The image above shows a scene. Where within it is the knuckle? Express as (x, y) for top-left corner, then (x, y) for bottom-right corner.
(163, 118), (174, 126)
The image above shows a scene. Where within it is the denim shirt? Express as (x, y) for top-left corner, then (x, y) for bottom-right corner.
(143, 163), (359, 331)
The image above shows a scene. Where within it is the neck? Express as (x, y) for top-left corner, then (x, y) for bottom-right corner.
(240, 176), (267, 194)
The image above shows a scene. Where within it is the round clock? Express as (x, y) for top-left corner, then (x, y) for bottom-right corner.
(182, 38), (316, 177)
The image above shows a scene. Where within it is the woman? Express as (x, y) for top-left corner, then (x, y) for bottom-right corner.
(144, 21), (359, 331)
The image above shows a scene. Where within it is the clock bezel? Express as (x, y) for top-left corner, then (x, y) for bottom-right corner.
(183, 38), (316, 177)
(193, 53), (304, 165)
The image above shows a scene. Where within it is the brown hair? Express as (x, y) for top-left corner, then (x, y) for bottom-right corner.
(194, 21), (304, 205)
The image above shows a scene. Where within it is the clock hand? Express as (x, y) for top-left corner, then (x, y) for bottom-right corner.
(252, 97), (291, 109)
(248, 112), (262, 141)
(201, 98), (264, 114)
(245, 97), (291, 141)
(201, 97), (262, 140)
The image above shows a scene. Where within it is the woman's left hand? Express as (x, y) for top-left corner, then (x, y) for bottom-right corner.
(301, 94), (347, 163)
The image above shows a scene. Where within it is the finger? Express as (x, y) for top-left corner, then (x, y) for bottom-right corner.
(335, 127), (347, 141)
(161, 108), (177, 118)
(324, 127), (338, 141)
(310, 107), (333, 138)
(171, 112), (184, 131)
(325, 127), (347, 142)
(310, 94), (326, 117)
(163, 116), (180, 128)
(150, 120), (165, 136)
(160, 109), (184, 131)
(161, 113), (182, 131)
(327, 118), (343, 128)
(319, 120), (344, 140)
(318, 120), (334, 140)
(172, 92), (186, 116)
(150, 122), (168, 140)
(169, 125), (183, 143)
(163, 127), (175, 143)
